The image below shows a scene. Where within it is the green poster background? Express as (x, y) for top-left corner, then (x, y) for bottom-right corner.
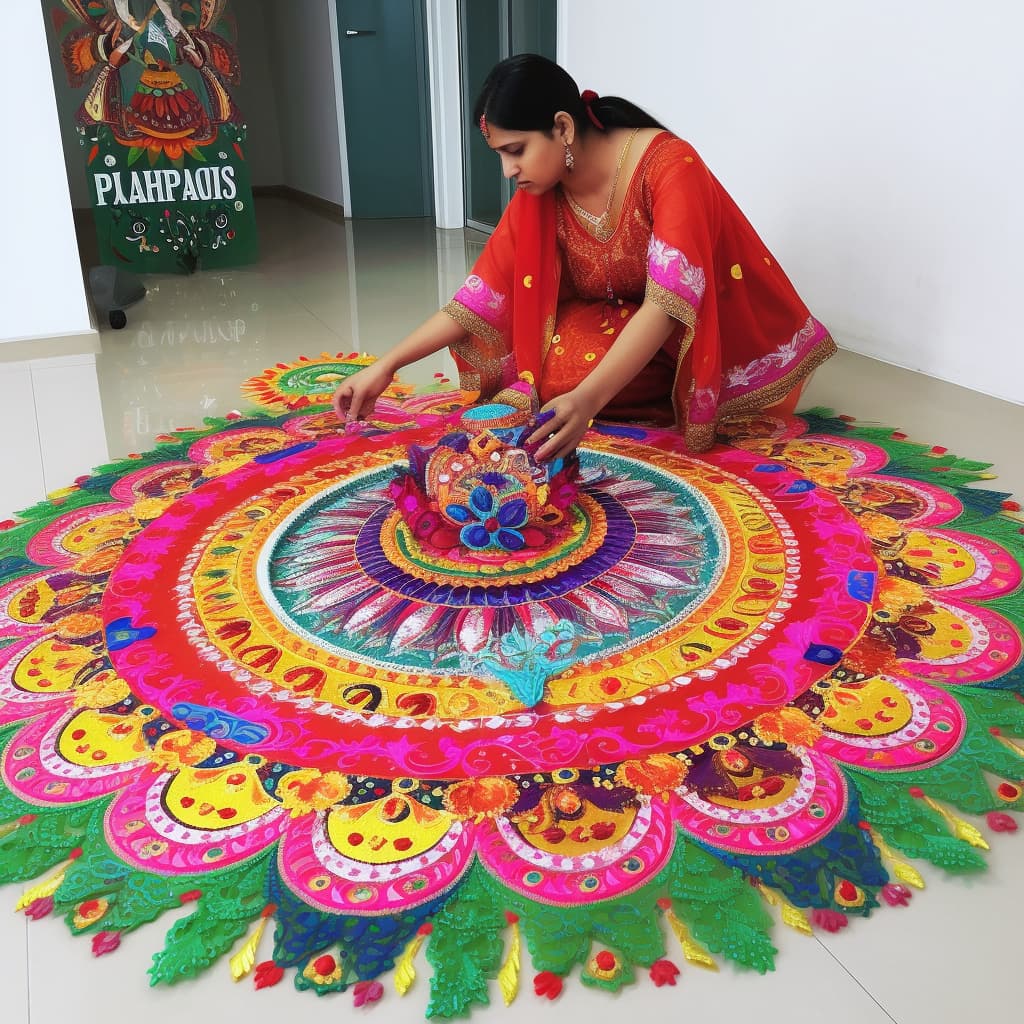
(51, 1), (258, 274)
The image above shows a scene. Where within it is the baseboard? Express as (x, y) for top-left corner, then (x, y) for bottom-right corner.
(0, 330), (101, 363)
(253, 185), (346, 222)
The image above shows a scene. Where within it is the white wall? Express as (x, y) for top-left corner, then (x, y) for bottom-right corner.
(560, 0), (1024, 405)
(264, 0), (346, 206)
(0, 3), (91, 342)
(233, 0), (286, 187)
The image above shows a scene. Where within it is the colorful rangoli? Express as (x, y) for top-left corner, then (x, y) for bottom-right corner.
(1, 356), (1021, 1015)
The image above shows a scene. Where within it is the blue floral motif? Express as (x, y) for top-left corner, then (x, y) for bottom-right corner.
(104, 616), (157, 651)
(171, 702), (270, 744)
(471, 619), (594, 706)
(445, 486), (529, 551)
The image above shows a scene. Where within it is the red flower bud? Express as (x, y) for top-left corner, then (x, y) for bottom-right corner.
(987, 811), (1019, 833)
(811, 909), (848, 933)
(352, 980), (384, 1007)
(649, 959), (680, 987)
(254, 960), (285, 990)
(881, 883), (912, 907)
(24, 896), (54, 921)
(91, 930), (122, 956)
(533, 971), (563, 1000)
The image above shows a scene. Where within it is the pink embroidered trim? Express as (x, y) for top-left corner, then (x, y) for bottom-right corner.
(646, 236), (706, 310)
(722, 317), (828, 398)
(452, 274), (509, 332)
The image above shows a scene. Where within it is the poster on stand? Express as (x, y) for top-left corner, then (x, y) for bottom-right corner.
(50, 0), (258, 273)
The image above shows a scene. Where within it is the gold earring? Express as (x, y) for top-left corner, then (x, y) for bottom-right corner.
(564, 141), (575, 171)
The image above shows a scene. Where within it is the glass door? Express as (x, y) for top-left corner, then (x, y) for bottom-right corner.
(459, 0), (556, 233)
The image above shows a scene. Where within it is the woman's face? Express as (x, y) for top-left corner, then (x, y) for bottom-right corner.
(485, 124), (567, 195)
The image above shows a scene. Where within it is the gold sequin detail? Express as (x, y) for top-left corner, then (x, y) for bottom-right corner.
(730, 264), (743, 280)
(584, 352), (597, 362)
(523, 275), (533, 288)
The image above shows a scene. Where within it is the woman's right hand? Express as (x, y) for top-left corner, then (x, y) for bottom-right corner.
(331, 361), (396, 423)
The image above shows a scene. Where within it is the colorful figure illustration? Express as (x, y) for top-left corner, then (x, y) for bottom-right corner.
(50, 0), (257, 272)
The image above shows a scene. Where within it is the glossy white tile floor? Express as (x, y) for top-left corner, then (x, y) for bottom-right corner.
(0, 198), (1022, 1022)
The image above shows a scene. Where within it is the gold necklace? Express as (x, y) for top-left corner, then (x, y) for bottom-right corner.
(565, 128), (640, 242)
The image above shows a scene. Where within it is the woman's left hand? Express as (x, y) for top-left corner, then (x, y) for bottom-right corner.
(527, 389), (600, 462)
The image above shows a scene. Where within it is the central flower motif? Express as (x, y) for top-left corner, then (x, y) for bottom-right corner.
(447, 485), (529, 551)
(387, 399), (581, 560)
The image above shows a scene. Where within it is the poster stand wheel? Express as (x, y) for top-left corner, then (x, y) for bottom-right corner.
(87, 265), (146, 331)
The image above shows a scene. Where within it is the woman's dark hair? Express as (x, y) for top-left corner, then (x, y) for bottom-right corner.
(474, 54), (665, 137)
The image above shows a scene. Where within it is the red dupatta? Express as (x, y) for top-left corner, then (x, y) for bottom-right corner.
(445, 190), (559, 400)
(443, 134), (835, 447)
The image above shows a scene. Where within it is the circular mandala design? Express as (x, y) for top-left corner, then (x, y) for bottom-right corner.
(1, 389), (1022, 1006)
(101, 428), (876, 778)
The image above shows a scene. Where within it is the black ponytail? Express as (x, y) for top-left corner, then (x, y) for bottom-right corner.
(585, 95), (666, 132)
(474, 54), (665, 137)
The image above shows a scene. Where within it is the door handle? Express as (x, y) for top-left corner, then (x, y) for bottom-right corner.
(345, 29), (376, 36)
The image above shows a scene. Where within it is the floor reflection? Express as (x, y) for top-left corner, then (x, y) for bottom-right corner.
(89, 200), (471, 460)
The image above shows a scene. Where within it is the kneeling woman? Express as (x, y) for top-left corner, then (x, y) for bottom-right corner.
(333, 54), (835, 459)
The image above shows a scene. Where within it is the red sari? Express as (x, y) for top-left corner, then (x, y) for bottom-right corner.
(443, 133), (835, 451)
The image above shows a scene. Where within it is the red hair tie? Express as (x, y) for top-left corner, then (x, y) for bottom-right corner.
(580, 89), (604, 130)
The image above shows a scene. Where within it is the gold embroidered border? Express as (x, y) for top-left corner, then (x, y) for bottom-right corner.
(645, 278), (698, 330)
(719, 333), (838, 419)
(442, 300), (504, 349)
(644, 279), (700, 430)
(683, 333), (839, 452)
(445, 300), (511, 398)
(539, 314), (557, 363)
